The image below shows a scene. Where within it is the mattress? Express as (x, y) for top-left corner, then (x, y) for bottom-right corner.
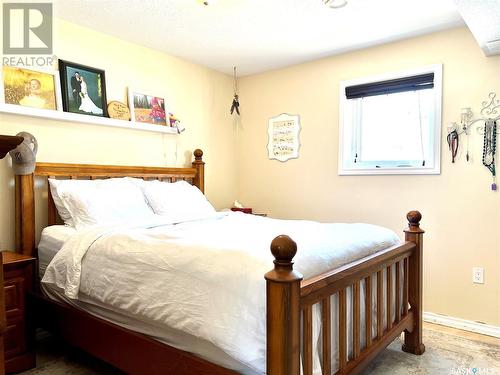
(39, 214), (403, 374)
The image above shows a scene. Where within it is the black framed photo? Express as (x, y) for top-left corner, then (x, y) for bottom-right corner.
(59, 59), (108, 117)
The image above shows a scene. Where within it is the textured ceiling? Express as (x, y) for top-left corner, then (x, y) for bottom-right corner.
(53, 0), (464, 76)
(455, 0), (500, 55)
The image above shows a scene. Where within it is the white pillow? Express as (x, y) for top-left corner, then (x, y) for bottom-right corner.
(48, 178), (74, 226)
(144, 180), (215, 222)
(50, 177), (153, 230)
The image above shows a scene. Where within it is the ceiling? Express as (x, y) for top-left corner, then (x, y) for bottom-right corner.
(455, 0), (500, 56)
(53, 0), (465, 76)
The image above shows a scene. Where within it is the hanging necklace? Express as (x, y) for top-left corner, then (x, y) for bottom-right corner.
(447, 129), (459, 163)
(230, 66), (240, 115)
(482, 119), (497, 190)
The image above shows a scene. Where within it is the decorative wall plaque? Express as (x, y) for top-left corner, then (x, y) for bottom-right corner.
(107, 101), (131, 121)
(267, 113), (301, 162)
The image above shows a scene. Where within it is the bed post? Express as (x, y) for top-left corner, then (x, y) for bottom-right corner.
(402, 210), (426, 355)
(14, 174), (36, 257)
(265, 235), (302, 375)
(192, 149), (205, 194)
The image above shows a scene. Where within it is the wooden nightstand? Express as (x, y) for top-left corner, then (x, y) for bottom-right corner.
(2, 252), (36, 374)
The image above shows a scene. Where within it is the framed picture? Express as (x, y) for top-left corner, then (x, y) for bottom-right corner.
(267, 113), (301, 162)
(59, 59), (107, 117)
(0, 65), (62, 111)
(128, 88), (169, 126)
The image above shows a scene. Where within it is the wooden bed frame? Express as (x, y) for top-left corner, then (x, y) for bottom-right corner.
(13, 148), (425, 375)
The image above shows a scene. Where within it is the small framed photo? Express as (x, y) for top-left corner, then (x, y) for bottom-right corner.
(128, 88), (169, 126)
(59, 59), (108, 117)
(0, 65), (62, 110)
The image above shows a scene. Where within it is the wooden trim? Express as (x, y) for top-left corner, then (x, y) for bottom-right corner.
(395, 261), (401, 322)
(0, 253), (5, 375)
(353, 281), (361, 359)
(266, 211), (424, 375)
(265, 235), (302, 375)
(15, 175), (35, 256)
(386, 266), (392, 331)
(29, 293), (236, 375)
(376, 270), (383, 339)
(364, 276), (372, 348)
(0, 135), (23, 159)
(300, 242), (415, 307)
(14, 150), (205, 257)
(321, 298), (331, 375)
(339, 313), (414, 375)
(338, 289), (347, 371)
(302, 306), (313, 375)
(35, 163), (198, 179)
(402, 211), (426, 355)
(192, 149), (205, 193)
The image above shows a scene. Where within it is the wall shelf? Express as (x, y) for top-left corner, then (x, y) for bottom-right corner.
(0, 103), (178, 134)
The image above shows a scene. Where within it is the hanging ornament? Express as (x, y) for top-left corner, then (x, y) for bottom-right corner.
(482, 120), (497, 191)
(447, 129), (459, 163)
(460, 108), (473, 162)
(230, 66), (240, 116)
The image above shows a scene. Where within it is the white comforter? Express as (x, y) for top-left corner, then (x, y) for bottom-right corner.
(42, 212), (400, 374)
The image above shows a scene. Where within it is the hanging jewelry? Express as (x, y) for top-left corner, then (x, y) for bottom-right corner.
(447, 129), (459, 163)
(461, 108), (472, 162)
(482, 120), (497, 191)
(230, 66), (240, 115)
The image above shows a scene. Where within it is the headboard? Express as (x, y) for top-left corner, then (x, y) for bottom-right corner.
(14, 149), (205, 257)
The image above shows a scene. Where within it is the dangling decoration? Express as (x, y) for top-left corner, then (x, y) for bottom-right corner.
(482, 120), (497, 191)
(230, 66), (240, 115)
(460, 108), (472, 162)
(447, 129), (459, 163)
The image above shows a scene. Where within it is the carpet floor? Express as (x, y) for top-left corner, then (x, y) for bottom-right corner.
(20, 325), (500, 374)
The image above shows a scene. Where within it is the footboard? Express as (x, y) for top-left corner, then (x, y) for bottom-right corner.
(265, 211), (425, 375)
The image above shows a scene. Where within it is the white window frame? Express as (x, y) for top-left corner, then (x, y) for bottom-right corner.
(338, 64), (442, 175)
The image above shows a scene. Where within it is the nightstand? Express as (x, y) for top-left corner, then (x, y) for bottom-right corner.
(2, 252), (36, 374)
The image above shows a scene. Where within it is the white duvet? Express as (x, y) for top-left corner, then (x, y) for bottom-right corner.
(42, 212), (400, 374)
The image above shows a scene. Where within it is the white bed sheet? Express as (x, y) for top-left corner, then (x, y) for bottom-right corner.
(40, 213), (403, 374)
(38, 225), (76, 277)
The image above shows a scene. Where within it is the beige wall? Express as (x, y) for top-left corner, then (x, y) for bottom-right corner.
(238, 27), (500, 326)
(0, 19), (237, 249)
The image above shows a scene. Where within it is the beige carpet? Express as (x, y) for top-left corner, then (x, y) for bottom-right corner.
(21, 326), (500, 374)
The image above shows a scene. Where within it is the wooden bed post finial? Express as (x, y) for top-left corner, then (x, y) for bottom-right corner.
(192, 149), (205, 194)
(402, 210), (425, 355)
(265, 235), (302, 375)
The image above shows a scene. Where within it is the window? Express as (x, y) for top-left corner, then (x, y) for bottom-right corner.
(338, 65), (442, 175)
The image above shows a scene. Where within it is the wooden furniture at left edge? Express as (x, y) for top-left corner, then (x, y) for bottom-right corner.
(2, 253), (35, 374)
(13, 148), (425, 375)
(0, 135), (24, 375)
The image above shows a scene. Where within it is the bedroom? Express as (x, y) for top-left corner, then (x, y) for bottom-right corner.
(0, 0), (499, 374)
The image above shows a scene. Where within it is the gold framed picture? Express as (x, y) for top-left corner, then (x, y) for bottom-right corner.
(0, 65), (62, 110)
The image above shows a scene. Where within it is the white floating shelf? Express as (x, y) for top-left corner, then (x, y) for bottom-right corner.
(0, 103), (178, 134)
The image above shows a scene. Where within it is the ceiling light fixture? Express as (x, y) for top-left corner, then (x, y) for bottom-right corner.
(323, 0), (348, 9)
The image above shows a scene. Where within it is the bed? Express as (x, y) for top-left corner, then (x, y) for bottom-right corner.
(13, 149), (425, 375)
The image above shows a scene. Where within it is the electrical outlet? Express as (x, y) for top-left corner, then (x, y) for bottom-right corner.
(472, 267), (484, 284)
